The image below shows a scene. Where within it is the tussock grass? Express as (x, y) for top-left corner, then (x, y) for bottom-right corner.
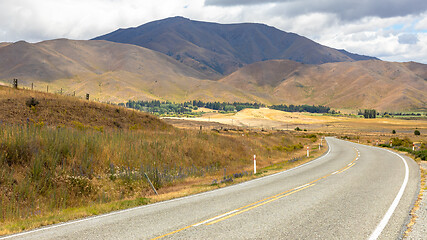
(0, 123), (317, 235)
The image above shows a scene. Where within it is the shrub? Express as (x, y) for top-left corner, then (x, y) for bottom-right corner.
(391, 137), (412, 147)
(25, 97), (39, 108)
(414, 150), (427, 161)
(392, 130), (396, 134)
(414, 130), (420, 135)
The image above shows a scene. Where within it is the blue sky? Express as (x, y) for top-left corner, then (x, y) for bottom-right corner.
(1, 0), (426, 63)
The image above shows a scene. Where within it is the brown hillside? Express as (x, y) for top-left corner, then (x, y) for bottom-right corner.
(0, 39), (258, 103)
(0, 42), (10, 48)
(0, 85), (169, 130)
(0, 39), (425, 111)
(221, 60), (427, 111)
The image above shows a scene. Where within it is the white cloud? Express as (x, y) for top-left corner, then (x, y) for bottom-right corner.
(0, 0), (426, 63)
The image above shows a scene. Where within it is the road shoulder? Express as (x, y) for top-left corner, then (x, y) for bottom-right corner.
(405, 161), (426, 240)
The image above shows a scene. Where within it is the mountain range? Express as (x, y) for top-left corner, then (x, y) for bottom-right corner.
(93, 17), (377, 78)
(0, 17), (425, 111)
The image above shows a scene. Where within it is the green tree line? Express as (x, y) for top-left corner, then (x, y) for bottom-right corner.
(269, 104), (331, 113)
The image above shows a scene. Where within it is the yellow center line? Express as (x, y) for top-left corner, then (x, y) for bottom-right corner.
(205, 184), (315, 225)
(151, 225), (194, 240)
(151, 148), (360, 239)
(337, 162), (356, 174)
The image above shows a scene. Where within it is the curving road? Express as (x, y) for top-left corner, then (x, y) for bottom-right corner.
(1, 137), (420, 239)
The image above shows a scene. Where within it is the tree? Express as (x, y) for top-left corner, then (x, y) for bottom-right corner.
(414, 130), (420, 135)
(392, 130), (396, 134)
(364, 109), (376, 118)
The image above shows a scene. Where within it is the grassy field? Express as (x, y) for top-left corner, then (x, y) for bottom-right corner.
(0, 86), (326, 235)
(1, 85), (425, 235)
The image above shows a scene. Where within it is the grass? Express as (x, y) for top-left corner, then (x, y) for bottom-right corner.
(0, 86), (168, 130)
(0, 122), (321, 235)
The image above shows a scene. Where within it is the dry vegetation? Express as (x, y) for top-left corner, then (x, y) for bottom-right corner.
(0, 86), (323, 235)
(0, 86), (168, 130)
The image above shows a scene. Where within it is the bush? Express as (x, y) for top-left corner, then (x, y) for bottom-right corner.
(392, 130), (396, 134)
(295, 127), (302, 131)
(414, 130), (420, 135)
(414, 150), (427, 161)
(391, 137), (412, 147)
(25, 97), (39, 108)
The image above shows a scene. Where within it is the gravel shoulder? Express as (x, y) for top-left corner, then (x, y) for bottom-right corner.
(405, 161), (427, 240)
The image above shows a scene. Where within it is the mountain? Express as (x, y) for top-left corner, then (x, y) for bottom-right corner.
(220, 60), (427, 111)
(0, 39), (259, 103)
(0, 38), (424, 111)
(93, 17), (378, 78)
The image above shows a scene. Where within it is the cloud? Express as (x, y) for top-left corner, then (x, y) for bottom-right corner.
(0, 0), (201, 42)
(0, 0), (426, 63)
(398, 33), (419, 44)
(206, 0), (427, 21)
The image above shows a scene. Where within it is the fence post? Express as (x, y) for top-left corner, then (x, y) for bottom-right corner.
(13, 79), (18, 89)
(144, 173), (158, 195)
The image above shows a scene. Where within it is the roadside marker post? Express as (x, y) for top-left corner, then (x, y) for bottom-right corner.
(254, 155), (256, 174)
(307, 146), (309, 157)
(413, 143), (415, 151)
(390, 141), (392, 147)
(144, 173), (158, 195)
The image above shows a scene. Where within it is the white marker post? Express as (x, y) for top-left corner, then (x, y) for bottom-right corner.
(307, 146), (309, 157)
(253, 155), (257, 174)
(320, 138), (323, 147)
(413, 143), (415, 151)
(390, 141), (392, 147)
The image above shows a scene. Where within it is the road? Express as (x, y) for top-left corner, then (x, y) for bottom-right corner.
(1, 137), (420, 239)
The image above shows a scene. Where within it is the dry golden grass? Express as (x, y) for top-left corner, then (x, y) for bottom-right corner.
(0, 86), (169, 130)
(0, 86), (326, 235)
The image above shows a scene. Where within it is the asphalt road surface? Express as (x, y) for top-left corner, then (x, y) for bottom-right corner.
(1, 137), (420, 240)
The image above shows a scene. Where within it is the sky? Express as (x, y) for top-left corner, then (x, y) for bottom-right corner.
(1, 0), (427, 63)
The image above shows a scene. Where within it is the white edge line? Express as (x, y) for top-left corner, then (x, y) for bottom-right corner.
(192, 210), (239, 227)
(368, 149), (409, 240)
(294, 183), (310, 190)
(1, 139), (333, 239)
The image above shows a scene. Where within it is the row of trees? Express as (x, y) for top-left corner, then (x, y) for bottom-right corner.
(198, 101), (264, 111)
(363, 109), (377, 119)
(269, 104), (331, 113)
(121, 100), (265, 115)
(123, 100), (338, 115)
(357, 109), (425, 118)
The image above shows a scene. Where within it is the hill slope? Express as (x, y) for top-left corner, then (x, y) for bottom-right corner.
(0, 39), (424, 111)
(0, 85), (169, 129)
(220, 60), (427, 111)
(0, 39), (260, 103)
(93, 17), (377, 77)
